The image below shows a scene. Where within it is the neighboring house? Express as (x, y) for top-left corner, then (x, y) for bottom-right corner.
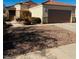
(7, 0), (37, 21)
(7, 0), (76, 24)
(29, 0), (76, 24)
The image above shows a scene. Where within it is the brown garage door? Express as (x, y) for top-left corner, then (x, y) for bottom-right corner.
(48, 9), (71, 23)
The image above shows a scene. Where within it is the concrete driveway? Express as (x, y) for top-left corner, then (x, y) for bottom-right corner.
(11, 23), (76, 32)
(19, 43), (75, 59)
(53, 23), (76, 32)
(4, 43), (76, 59)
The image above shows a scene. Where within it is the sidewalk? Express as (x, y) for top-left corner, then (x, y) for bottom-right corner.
(16, 43), (76, 59)
(4, 43), (75, 59)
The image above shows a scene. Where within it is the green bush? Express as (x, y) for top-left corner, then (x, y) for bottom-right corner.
(31, 17), (41, 24)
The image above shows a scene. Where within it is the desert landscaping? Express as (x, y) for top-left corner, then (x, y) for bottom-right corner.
(3, 23), (76, 59)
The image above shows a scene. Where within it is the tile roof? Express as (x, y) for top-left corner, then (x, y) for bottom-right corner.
(42, 1), (75, 7)
(17, 1), (38, 7)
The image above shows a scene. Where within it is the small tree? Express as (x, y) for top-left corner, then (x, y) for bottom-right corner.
(16, 10), (32, 25)
(20, 10), (31, 20)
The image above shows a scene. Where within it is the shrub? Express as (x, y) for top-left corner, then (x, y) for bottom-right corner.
(16, 18), (31, 25)
(20, 10), (31, 21)
(31, 17), (41, 24)
(16, 10), (32, 25)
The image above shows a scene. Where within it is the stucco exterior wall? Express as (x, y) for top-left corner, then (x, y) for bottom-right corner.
(43, 5), (75, 23)
(14, 4), (21, 19)
(29, 5), (43, 24)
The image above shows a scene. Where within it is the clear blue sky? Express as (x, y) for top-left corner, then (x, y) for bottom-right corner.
(4, 0), (76, 6)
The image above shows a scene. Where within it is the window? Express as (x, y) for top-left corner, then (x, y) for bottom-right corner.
(9, 10), (15, 16)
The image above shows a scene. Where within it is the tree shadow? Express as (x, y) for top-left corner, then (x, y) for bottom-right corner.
(3, 27), (58, 56)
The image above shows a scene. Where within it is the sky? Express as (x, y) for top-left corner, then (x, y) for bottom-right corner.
(4, 0), (76, 7)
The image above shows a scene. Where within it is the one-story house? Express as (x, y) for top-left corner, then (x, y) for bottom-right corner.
(7, 0), (76, 24)
(29, 0), (76, 23)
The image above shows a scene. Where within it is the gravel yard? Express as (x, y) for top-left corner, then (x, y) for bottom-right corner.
(4, 25), (76, 57)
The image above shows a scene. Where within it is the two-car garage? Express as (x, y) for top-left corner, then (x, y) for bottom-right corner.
(48, 9), (71, 23)
(29, 2), (75, 24)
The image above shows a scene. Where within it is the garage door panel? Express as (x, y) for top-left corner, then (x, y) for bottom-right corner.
(48, 10), (71, 23)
